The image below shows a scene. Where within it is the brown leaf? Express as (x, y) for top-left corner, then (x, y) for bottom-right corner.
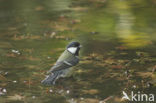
(82, 89), (99, 95)
(111, 65), (124, 69)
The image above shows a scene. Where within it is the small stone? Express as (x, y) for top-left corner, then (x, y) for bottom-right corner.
(50, 32), (56, 38)
(66, 90), (70, 94)
(90, 31), (99, 35)
(133, 85), (136, 89)
(58, 90), (64, 94)
(11, 49), (20, 55)
(47, 56), (51, 59)
(49, 89), (53, 93)
(12, 50), (16, 53)
(2, 89), (7, 93)
(32, 96), (36, 99)
(80, 97), (84, 100)
(4, 72), (8, 75)
(23, 81), (27, 83)
(99, 101), (104, 103)
(13, 81), (17, 83)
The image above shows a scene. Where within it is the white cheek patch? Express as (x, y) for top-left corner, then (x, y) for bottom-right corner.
(67, 47), (77, 54)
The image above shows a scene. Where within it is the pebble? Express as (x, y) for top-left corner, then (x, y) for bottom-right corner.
(49, 89), (53, 93)
(2, 89), (7, 93)
(13, 81), (17, 83)
(58, 90), (64, 94)
(99, 101), (105, 103)
(0, 88), (7, 96)
(23, 81), (27, 83)
(133, 85), (136, 89)
(66, 90), (70, 94)
(124, 71), (128, 75)
(90, 31), (99, 35)
(4, 72), (8, 75)
(47, 56), (51, 59)
(11, 49), (20, 55)
(32, 96), (36, 99)
(50, 32), (56, 38)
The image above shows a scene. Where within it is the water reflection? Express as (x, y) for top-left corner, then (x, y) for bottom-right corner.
(113, 0), (151, 48)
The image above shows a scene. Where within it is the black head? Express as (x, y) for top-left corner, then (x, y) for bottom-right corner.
(67, 41), (80, 48)
(67, 42), (81, 56)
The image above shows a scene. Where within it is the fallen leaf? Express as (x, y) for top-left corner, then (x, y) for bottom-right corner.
(82, 89), (99, 95)
(7, 94), (24, 100)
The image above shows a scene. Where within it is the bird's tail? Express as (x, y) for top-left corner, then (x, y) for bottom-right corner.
(41, 71), (62, 85)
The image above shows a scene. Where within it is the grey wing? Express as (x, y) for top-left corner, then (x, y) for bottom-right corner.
(47, 57), (79, 73)
(47, 62), (71, 73)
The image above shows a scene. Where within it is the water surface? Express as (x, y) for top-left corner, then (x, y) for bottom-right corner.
(0, 0), (156, 103)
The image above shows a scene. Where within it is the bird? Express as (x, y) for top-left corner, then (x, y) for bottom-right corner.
(41, 41), (81, 85)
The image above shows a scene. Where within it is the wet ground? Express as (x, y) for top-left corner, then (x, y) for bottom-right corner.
(0, 0), (156, 103)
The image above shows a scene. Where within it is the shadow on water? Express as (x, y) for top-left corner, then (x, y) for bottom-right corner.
(0, 0), (156, 103)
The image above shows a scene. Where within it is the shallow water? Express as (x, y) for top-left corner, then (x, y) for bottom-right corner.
(0, 0), (156, 103)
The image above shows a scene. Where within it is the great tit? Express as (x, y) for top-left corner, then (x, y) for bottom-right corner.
(41, 41), (81, 85)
